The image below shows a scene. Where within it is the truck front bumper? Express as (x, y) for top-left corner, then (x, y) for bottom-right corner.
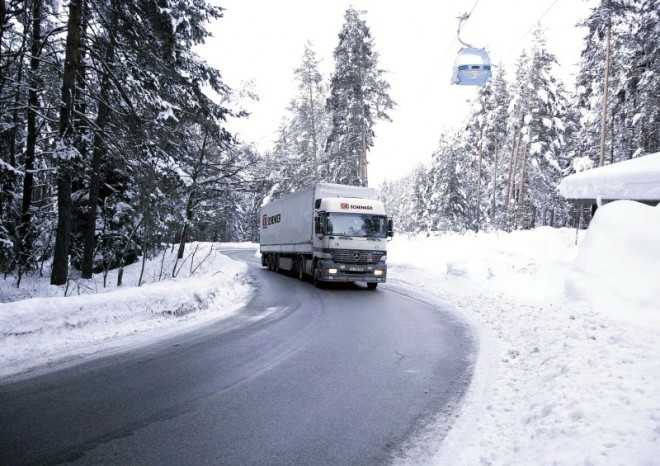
(317, 260), (387, 284)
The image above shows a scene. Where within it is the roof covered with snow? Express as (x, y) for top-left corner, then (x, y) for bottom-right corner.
(559, 152), (660, 201)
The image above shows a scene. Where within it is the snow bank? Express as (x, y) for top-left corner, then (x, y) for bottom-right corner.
(569, 201), (660, 328)
(0, 243), (254, 379)
(389, 201), (660, 466)
(559, 151), (660, 201)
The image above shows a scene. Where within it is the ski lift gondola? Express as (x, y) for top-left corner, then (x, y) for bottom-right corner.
(451, 13), (491, 86)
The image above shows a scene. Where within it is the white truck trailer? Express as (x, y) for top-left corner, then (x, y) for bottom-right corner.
(260, 183), (393, 289)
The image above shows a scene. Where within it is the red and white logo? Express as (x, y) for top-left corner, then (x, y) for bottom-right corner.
(341, 203), (349, 209)
(262, 213), (281, 229)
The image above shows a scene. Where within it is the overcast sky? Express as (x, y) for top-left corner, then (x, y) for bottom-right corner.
(202, 0), (596, 187)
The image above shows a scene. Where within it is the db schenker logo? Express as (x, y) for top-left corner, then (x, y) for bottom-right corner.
(341, 203), (373, 210)
(262, 213), (281, 229)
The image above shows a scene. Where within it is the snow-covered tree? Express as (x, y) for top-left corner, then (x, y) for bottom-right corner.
(462, 65), (511, 231)
(288, 42), (331, 184)
(427, 133), (469, 233)
(325, 7), (394, 186)
(0, 0), (242, 286)
(573, 0), (659, 165)
(507, 27), (570, 229)
(486, 67), (512, 229)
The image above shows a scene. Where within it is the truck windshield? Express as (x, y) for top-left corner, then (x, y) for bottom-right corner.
(326, 213), (388, 238)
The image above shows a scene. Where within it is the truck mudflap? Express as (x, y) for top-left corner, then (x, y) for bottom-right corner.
(316, 259), (387, 284)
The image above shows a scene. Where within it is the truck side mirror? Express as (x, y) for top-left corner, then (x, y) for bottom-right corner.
(387, 218), (394, 238)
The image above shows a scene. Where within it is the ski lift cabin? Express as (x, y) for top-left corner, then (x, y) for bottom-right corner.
(451, 47), (491, 86)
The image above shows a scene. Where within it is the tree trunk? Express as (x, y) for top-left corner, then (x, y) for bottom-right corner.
(51, 174), (73, 285)
(308, 84), (319, 182)
(0, 19), (27, 256)
(475, 128), (484, 232)
(359, 128), (368, 187)
(82, 1), (119, 279)
(51, 0), (84, 286)
(598, 4), (612, 167)
(490, 134), (499, 222)
(176, 192), (195, 260)
(516, 142), (530, 228)
(0, 1), (5, 62)
(506, 128), (520, 224)
(18, 0), (43, 279)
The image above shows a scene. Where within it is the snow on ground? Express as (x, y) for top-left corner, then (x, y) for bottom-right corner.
(390, 200), (660, 466)
(1, 203), (659, 465)
(0, 242), (256, 379)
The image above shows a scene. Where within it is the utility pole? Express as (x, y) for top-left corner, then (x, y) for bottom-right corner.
(599, 1), (612, 167)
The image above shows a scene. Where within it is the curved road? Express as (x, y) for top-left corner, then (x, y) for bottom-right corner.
(0, 249), (475, 465)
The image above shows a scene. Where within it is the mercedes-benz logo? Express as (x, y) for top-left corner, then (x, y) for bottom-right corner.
(352, 251), (361, 260)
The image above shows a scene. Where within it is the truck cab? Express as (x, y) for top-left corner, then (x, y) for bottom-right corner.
(311, 198), (393, 289)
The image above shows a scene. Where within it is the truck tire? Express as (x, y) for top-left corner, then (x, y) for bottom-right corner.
(297, 256), (305, 281)
(367, 283), (378, 290)
(313, 261), (323, 288)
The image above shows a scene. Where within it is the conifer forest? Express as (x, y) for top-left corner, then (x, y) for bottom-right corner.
(1, 1), (658, 287)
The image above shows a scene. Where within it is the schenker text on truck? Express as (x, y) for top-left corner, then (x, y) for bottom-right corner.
(259, 183), (393, 290)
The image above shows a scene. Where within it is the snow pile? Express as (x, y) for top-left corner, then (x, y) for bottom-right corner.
(389, 201), (660, 466)
(0, 243), (255, 378)
(559, 151), (660, 201)
(569, 201), (660, 329)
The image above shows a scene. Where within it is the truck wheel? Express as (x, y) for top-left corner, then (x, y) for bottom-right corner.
(297, 257), (305, 281)
(313, 262), (324, 288)
(266, 254), (273, 271)
(367, 283), (378, 290)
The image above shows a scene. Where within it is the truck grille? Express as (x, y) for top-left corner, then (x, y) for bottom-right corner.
(330, 249), (385, 264)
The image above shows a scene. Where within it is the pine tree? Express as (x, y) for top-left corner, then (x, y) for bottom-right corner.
(462, 66), (511, 232)
(573, 0), (659, 165)
(486, 67), (511, 228)
(288, 42), (330, 184)
(325, 7), (394, 186)
(267, 42), (332, 196)
(520, 27), (569, 228)
(507, 27), (569, 229)
(428, 133), (468, 233)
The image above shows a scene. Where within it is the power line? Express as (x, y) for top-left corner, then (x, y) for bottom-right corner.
(500, 0), (560, 63)
(429, 0), (483, 85)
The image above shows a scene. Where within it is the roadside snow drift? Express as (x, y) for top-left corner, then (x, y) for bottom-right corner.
(388, 200), (660, 466)
(570, 200), (660, 328)
(0, 243), (253, 378)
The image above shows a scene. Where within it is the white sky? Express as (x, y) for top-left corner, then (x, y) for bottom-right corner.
(202, 0), (595, 187)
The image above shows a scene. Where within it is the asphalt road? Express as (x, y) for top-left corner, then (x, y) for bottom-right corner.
(0, 249), (475, 465)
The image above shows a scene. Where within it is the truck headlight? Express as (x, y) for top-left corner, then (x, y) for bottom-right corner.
(374, 270), (384, 276)
(328, 268), (338, 274)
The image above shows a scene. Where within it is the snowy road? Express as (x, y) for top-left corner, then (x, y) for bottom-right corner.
(0, 249), (474, 465)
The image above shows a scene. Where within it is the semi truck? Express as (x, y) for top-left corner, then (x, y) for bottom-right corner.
(259, 183), (393, 289)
